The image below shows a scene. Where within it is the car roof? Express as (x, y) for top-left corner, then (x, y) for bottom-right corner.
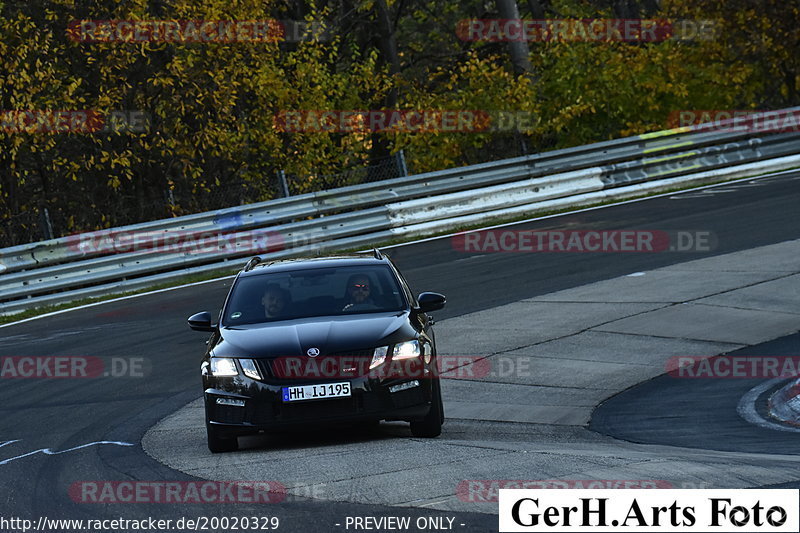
(238, 254), (391, 277)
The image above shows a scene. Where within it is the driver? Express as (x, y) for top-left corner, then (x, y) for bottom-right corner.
(262, 284), (289, 319)
(342, 275), (379, 312)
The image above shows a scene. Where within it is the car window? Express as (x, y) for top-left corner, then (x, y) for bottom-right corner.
(222, 265), (407, 325)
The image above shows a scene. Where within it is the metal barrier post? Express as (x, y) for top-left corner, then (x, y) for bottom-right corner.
(278, 170), (291, 197)
(396, 150), (409, 177)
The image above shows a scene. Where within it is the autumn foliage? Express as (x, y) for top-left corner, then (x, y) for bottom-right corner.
(0, 0), (797, 244)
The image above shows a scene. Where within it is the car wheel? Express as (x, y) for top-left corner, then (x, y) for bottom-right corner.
(410, 378), (443, 438)
(207, 426), (239, 453)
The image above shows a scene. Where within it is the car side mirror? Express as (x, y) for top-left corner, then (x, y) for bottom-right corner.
(417, 292), (446, 313)
(188, 311), (216, 332)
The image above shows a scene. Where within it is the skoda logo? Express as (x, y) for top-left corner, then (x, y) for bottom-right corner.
(306, 347), (320, 358)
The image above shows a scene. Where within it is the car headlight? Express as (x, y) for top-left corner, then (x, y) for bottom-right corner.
(240, 359), (262, 380)
(393, 340), (421, 360)
(371, 346), (389, 369)
(210, 357), (238, 377)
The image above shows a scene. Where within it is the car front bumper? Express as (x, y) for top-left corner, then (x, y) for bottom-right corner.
(204, 374), (435, 436)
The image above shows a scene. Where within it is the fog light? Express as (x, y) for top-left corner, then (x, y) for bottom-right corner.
(389, 380), (419, 393)
(216, 397), (245, 407)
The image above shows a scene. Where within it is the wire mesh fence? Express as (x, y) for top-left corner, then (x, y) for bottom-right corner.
(1, 151), (410, 248)
(166, 178), (283, 218)
(286, 151), (408, 195)
(0, 210), (49, 248)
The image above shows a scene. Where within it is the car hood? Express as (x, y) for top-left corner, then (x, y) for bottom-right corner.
(213, 312), (415, 358)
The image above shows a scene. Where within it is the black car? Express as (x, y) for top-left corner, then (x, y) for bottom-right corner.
(187, 250), (447, 452)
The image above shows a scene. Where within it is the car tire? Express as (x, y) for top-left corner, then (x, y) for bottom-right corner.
(207, 426), (239, 453)
(410, 378), (443, 438)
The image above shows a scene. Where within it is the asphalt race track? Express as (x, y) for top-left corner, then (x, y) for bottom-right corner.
(591, 332), (800, 455)
(1, 170), (799, 531)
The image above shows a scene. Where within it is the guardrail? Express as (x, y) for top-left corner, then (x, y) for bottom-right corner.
(1, 122), (786, 274)
(2, 109), (799, 316)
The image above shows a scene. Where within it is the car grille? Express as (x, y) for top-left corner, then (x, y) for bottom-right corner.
(256, 359), (275, 379)
(278, 397), (357, 420)
(256, 349), (375, 381)
(327, 348), (374, 358)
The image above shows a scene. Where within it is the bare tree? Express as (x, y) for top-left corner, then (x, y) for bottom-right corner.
(495, 0), (533, 77)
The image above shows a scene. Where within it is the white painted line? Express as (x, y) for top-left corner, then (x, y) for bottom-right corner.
(417, 499), (452, 508)
(451, 254), (489, 263)
(2, 167), (798, 328)
(736, 378), (800, 433)
(670, 189), (742, 199)
(0, 440), (135, 466)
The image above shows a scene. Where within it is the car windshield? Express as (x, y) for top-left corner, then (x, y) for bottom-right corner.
(222, 265), (407, 326)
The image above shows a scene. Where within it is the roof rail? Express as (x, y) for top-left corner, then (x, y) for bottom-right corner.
(373, 248), (383, 259)
(243, 256), (262, 272)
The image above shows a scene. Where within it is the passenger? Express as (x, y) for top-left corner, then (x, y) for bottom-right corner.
(342, 275), (379, 312)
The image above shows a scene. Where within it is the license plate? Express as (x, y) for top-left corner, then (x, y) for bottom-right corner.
(282, 382), (351, 402)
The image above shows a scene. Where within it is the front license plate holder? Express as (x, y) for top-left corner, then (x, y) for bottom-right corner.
(282, 382), (351, 402)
